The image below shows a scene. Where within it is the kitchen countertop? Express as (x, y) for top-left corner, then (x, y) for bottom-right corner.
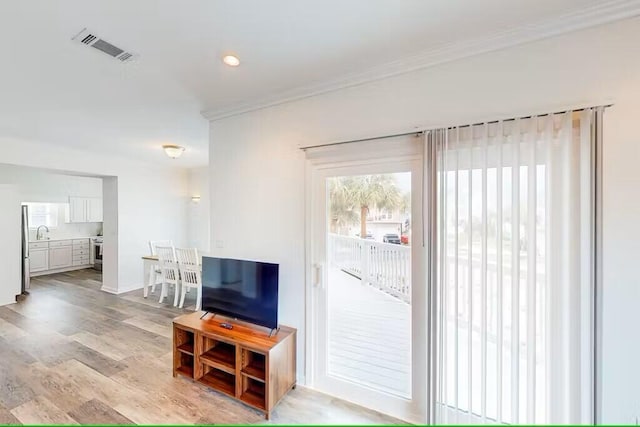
(29, 236), (102, 243)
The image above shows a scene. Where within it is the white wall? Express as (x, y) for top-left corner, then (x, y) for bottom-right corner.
(0, 185), (21, 306)
(0, 138), (189, 295)
(187, 167), (210, 252)
(601, 94), (640, 424)
(0, 163), (103, 240)
(111, 167), (188, 294)
(0, 164), (102, 202)
(102, 177), (119, 295)
(207, 17), (640, 421)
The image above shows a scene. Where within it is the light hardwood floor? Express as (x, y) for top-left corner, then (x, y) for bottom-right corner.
(0, 269), (403, 425)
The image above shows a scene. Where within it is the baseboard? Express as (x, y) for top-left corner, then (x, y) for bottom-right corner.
(100, 285), (119, 294)
(100, 283), (143, 295)
(31, 265), (94, 277)
(117, 283), (144, 294)
(0, 297), (16, 307)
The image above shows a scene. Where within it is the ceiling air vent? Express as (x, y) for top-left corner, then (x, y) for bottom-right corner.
(72, 28), (137, 62)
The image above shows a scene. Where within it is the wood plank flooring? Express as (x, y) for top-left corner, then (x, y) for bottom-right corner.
(0, 269), (403, 425)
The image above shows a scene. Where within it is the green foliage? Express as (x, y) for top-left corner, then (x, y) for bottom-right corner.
(328, 174), (405, 235)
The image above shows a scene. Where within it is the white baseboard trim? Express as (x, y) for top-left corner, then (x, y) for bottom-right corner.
(100, 283), (144, 295)
(100, 285), (119, 294)
(30, 265), (94, 277)
(0, 297), (16, 307)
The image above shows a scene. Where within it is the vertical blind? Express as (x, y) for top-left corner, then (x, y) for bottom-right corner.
(432, 108), (602, 424)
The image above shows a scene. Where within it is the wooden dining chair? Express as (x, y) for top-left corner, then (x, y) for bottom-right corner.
(175, 247), (202, 310)
(156, 245), (180, 306)
(145, 240), (173, 298)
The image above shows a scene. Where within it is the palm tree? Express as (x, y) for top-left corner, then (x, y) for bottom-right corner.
(399, 191), (411, 215)
(329, 174), (401, 238)
(328, 178), (359, 233)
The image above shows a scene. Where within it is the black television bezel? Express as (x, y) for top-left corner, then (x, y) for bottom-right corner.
(200, 256), (279, 329)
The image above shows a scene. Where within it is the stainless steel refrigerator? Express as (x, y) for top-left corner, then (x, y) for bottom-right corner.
(21, 205), (30, 294)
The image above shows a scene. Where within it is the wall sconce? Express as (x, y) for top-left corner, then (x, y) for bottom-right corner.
(191, 195), (201, 203)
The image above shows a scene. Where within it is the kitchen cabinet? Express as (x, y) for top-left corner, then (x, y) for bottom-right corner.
(29, 239), (92, 276)
(69, 197), (103, 223)
(72, 239), (91, 266)
(29, 248), (49, 272)
(69, 197), (85, 223)
(86, 198), (103, 222)
(49, 244), (73, 269)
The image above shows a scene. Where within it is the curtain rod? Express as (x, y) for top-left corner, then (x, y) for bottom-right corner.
(299, 104), (612, 150)
(299, 130), (424, 151)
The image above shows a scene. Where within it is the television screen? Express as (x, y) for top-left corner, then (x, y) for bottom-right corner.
(201, 257), (279, 329)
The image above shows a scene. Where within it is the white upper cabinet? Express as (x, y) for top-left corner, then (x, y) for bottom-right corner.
(69, 197), (85, 223)
(69, 196), (103, 223)
(86, 197), (103, 222)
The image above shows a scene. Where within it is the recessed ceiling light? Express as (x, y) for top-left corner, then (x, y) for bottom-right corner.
(222, 55), (240, 67)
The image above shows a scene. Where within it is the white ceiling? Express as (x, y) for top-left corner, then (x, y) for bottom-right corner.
(0, 0), (637, 168)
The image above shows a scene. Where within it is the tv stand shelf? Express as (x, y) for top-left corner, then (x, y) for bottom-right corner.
(172, 312), (297, 419)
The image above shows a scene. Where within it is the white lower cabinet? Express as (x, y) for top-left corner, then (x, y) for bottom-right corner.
(29, 238), (92, 276)
(29, 248), (49, 272)
(72, 239), (91, 266)
(49, 245), (73, 269)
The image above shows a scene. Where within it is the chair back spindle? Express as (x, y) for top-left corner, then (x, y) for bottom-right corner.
(175, 247), (202, 310)
(156, 245), (181, 306)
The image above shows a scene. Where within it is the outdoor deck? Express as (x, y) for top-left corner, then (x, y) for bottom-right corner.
(328, 266), (411, 398)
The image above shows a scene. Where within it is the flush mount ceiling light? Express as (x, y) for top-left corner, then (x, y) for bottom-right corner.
(222, 54), (240, 67)
(163, 144), (185, 159)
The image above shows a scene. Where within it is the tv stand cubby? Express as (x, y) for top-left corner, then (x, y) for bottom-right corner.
(172, 312), (297, 419)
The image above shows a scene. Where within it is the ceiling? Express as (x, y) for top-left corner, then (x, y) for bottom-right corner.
(0, 0), (636, 168)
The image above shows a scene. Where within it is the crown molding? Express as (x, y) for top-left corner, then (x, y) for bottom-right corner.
(202, 0), (640, 122)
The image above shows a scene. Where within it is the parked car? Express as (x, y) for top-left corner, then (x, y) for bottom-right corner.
(383, 233), (401, 244)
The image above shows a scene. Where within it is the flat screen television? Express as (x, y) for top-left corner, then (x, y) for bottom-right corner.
(201, 256), (279, 329)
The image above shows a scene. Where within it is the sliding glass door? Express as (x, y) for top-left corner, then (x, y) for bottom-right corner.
(306, 137), (426, 423)
(304, 108), (601, 425)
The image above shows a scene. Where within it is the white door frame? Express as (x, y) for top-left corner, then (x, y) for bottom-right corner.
(304, 141), (427, 423)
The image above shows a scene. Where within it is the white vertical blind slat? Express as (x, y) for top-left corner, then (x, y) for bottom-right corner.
(481, 124), (489, 422)
(467, 130), (474, 419)
(453, 128), (460, 423)
(496, 121), (504, 423)
(544, 114), (553, 423)
(511, 119), (521, 424)
(440, 133), (448, 423)
(526, 118), (538, 423)
(579, 109), (594, 423)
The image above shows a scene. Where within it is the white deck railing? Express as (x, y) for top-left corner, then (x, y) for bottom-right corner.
(329, 233), (411, 303)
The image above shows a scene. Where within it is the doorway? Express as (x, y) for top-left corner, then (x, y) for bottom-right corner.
(308, 155), (426, 423)
(0, 164), (114, 299)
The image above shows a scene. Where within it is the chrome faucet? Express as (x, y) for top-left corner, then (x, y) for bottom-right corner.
(36, 225), (49, 240)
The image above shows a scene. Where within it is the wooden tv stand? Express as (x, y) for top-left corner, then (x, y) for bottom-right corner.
(172, 312), (297, 419)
